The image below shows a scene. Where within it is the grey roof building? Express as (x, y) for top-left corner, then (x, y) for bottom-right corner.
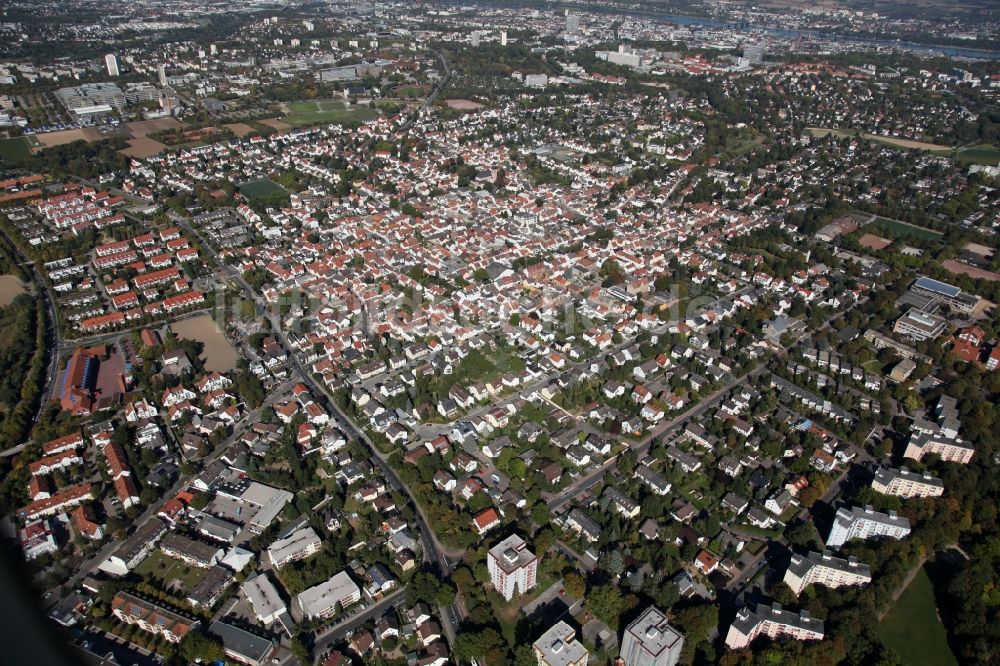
(620, 605), (684, 666)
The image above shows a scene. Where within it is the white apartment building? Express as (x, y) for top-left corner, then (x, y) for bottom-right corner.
(533, 621), (588, 666)
(620, 606), (684, 666)
(295, 571), (361, 621)
(725, 603), (824, 650)
(872, 467), (944, 499)
(783, 551), (872, 596)
(903, 396), (974, 464)
(241, 574), (287, 625)
(826, 505), (911, 549)
(267, 526), (322, 568)
(487, 534), (537, 601)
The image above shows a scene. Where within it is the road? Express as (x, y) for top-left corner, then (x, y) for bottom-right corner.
(61, 380), (291, 591)
(171, 211), (468, 648)
(547, 366), (761, 514)
(312, 589), (405, 657)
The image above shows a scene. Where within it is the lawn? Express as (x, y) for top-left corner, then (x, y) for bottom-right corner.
(238, 177), (288, 203)
(134, 550), (208, 593)
(871, 216), (943, 242)
(878, 568), (957, 666)
(0, 137), (31, 164)
(956, 145), (1000, 166)
(284, 99), (380, 127)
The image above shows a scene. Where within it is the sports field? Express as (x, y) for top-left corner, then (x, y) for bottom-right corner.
(239, 177), (287, 202)
(284, 99), (380, 127)
(871, 216), (943, 242)
(956, 145), (1000, 166)
(878, 568), (957, 666)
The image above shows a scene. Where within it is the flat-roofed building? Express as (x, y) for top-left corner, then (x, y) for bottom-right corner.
(872, 467), (944, 498)
(725, 603), (823, 650)
(242, 574), (286, 625)
(826, 505), (911, 549)
(267, 526), (322, 569)
(620, 605), (684, 666)
(210, 620), (275, 666)
(295, 571), (361, 621)
(783, 551), (872, 596)
(487, 534), (537, 601)
(904, 395), (974, 464)
(893, 309), (947, 341)
(910, 276), (981, 315)
(533, 621), (588, 666)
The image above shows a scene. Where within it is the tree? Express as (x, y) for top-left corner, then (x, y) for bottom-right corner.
(531, 503), (550, 527)
(453, 628), (505, 664)
(587, 583), (624, 628)
(563, 572), (585, 599)
(179, 631), (224, 663)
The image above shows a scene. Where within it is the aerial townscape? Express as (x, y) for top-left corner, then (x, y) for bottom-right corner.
(0, 0), (999, 665)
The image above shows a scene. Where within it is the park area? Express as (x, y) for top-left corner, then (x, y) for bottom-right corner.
(133, 549), (208, 593)
(283, 99), (379, 128)
(878, 568), (957, 666)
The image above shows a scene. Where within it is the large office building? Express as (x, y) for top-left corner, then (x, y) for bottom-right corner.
(487, 534), (537, 601)
(743, 43), (765, 64)
(295, 571), (361, 621)
(893, 309), (947, 341)
(533, 621), (588, 666)
(620, 606), (684, 666)
(565, 13), (581, 33)
(783, 551), (872, 596)
(872, 466), (944, 498)
(826, 506), (911, 549)
(908, 276), (981, 315)
(725, 603), (824, 650)
(903, 395), (974, 464)
(267, 526), (322, 569)
(55, 82), (126, 116)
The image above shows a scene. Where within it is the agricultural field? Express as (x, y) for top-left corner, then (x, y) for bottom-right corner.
(878, 568), (958, 666)
(871, 216), (944, 242)
(0, 137), (32, 164)
(283, 99), (380, 128)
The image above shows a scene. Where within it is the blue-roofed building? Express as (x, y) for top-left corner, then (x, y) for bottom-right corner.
(909, 276), (981, 314)
(912, 276), (961, 299)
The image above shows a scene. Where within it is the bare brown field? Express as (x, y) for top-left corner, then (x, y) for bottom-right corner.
(33, 127), (102, 148)
(127, 118), (183, 137)
(120, 137), (167, 158)
(445, 99), (485, 110)
(858, 233), (893, 251)
(259, 118), (291, 130)
(224, 123), (257, 137)
(0, 276), (26, 307)
(943, 259), (1000, 283)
